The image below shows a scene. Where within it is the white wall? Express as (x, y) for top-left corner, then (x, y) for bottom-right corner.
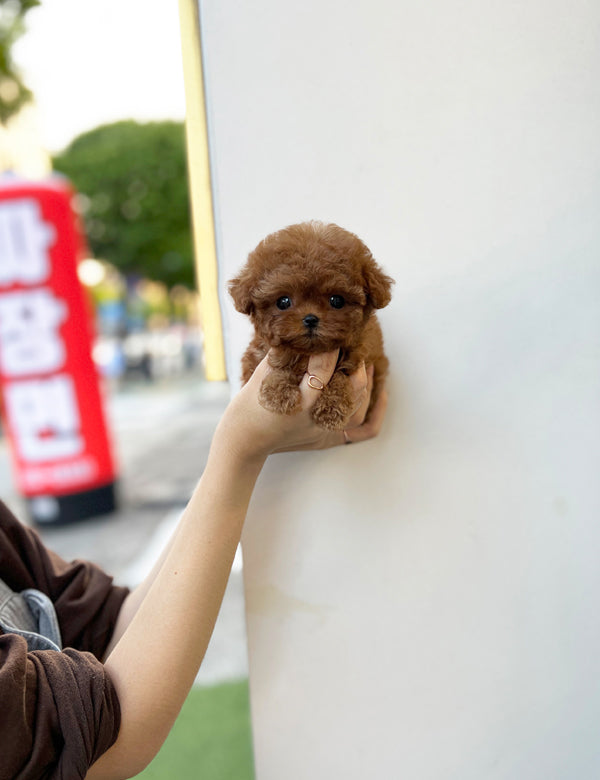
(198, 1), (600, 777)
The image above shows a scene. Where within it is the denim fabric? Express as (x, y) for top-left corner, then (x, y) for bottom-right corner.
(0, 576), (62, 651)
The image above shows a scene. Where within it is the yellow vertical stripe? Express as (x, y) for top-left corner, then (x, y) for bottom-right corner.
(178, 0), (227, 381)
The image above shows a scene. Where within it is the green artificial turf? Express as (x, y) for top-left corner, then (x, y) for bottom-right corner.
(136, 679), (255, 779)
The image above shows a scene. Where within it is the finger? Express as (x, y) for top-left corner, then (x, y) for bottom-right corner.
(350, 364), (373, 424)
(344, 384), (388, 444)
(348, 362), (369, 397)
(346, 392), (369, 430)
(346, 363), (372, 429)
(300, 350), (340, 401)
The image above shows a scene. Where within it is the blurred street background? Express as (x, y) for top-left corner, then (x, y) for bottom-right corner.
(1, 2), (255, 776)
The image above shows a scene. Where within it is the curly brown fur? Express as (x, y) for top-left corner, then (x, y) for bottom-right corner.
(229, 221), (393, 431)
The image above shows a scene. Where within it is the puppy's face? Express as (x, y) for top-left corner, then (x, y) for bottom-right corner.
(248, 269), (367, 352)
(230, 222), (393, 353)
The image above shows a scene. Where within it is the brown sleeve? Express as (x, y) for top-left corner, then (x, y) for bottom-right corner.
(0, 501), (129, 657)
(0, 633), (121, 780)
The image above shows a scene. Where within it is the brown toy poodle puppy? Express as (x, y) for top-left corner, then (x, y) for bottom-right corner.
(229, 221), (393, 431)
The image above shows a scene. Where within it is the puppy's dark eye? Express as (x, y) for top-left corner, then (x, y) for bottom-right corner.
(329, 295), (345, 309)
(276, 296), (292, 310)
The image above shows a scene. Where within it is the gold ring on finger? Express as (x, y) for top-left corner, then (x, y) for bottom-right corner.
(307, 374), (325, 390)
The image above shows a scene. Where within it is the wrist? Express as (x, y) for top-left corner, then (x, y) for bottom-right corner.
(213, 402), (275, 465)
(208, 417), (269, 480)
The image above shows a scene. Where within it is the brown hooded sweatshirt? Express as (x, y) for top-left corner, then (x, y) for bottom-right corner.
(0, 500), (129, 779)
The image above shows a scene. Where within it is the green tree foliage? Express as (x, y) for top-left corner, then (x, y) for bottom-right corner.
(0, 0), (39, 124)
(53, 120), (195, 289)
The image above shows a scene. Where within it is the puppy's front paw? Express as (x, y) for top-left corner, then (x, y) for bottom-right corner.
(310, 374), (354, 430)
(259, 372), (302, 415)
(311, 398), (352, 430)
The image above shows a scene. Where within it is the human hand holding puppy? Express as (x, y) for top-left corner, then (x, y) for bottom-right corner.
(217, 348), (388, 462)
(229, 221), (393, 432)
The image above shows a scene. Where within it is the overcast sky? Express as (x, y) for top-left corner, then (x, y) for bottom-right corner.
(14, 0), (186, 154)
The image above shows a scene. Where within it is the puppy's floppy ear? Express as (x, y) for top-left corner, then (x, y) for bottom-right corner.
(228, 266), (256, 315)
(363, 257), (394, 310)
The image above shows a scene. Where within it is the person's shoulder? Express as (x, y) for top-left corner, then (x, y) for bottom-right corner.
(0, 499), (19, 525)
(0, 500), (40, 550)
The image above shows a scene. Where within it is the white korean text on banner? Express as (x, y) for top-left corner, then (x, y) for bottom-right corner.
(0, 176), (117, 523)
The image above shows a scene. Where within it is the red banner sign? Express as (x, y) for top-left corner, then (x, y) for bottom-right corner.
(0, 177), (117, 508)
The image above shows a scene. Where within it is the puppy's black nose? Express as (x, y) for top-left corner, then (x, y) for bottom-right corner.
(303, 314), (319, 330)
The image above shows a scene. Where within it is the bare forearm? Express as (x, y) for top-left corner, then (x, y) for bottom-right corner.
(87, 446), (265, 778)
(103, 516), (183, 660)
(86, 350), (382, 778)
